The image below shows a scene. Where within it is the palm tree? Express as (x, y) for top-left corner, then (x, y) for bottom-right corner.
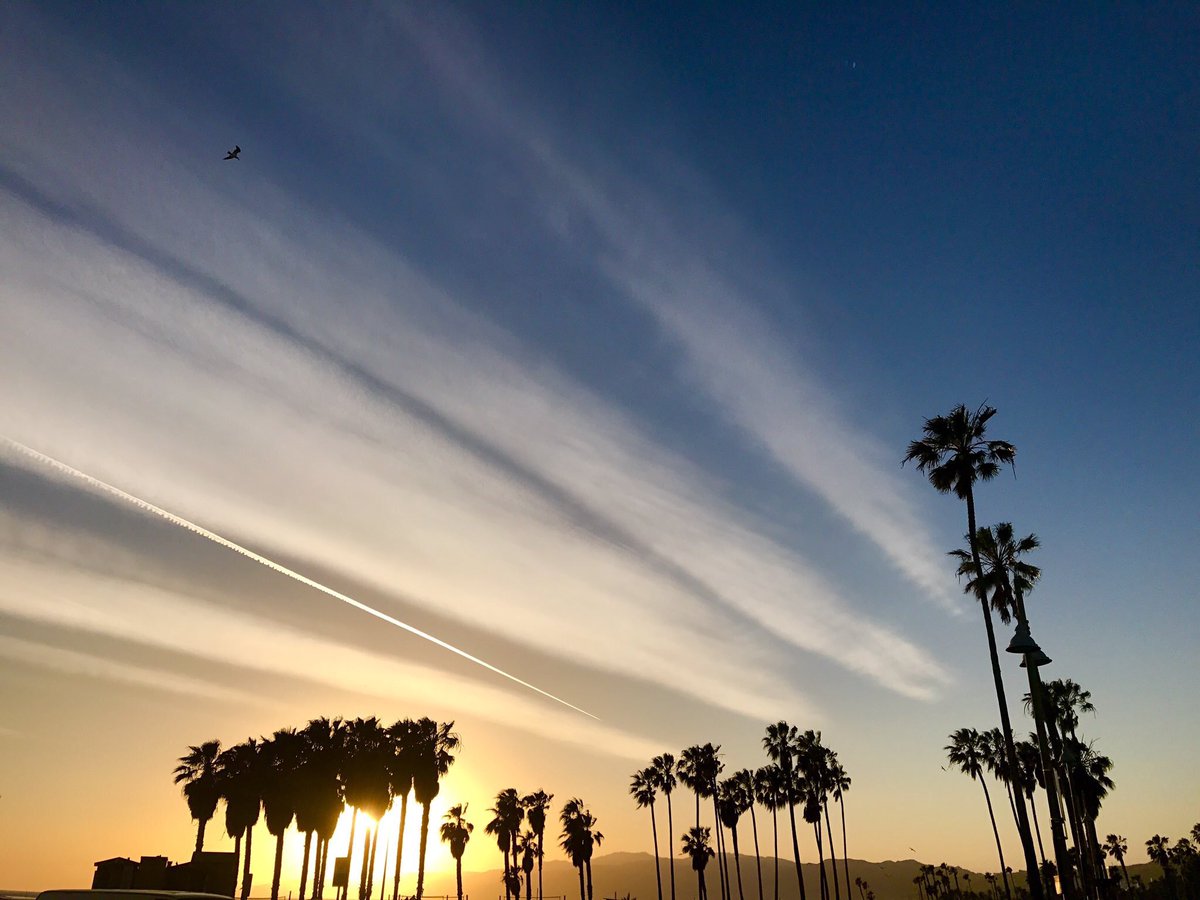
(413, 718), (460, 900)
(342, 717), (393, 900)
(440, 803), (473, 900)
(754, 766), (786, 900)
(733, 770), (764, 900)
(296, 718), (346, 900)
(518, 831), (537, 900)
(522, 790), (554, 900)
(794, 732), (828, 900)
(261, 728), (303, 900)
(651, 755), (680, 900)
(763, 724), (807, 900)
(387, 719), (417, 900)
(632, 768), (664, 900)
(683, 827), (716, 900)
(905, 404), (1042, 900)
(979, 728), (1020, 832)
(218, 739), (264, 900)
(945, 728), (1011, 900)
(489, 789), (525, 900)
(1146, 837), (1175, 900)
(718, 776), (749, 900)
(678, 747), (707, 828)
(1012, 739), (1047, 870)
(175, 739), (223, 855)
(1102, 835), (1130, 889)
(560, 798), (603, 900)
(686, 744), (727, 900)
(829, 759), (851, 898)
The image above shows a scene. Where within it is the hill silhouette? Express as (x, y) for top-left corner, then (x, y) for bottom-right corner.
(452, 852), (1162, 900)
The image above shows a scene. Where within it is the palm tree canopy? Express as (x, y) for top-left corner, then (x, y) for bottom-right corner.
(682, 826), (715, 872)
(1102, 835), (1128, 862)
(440, 803), (474, 860)
(175, 740), (222, 822)
(948, 522), (1041, 623)
(413, 718), (460, 804)
(218, 738), (264, 838)
(559, 798), (602, 866)
(342, 717), (392, 819)
(261, 728), (303, 837)
(630, 768), (657, 809)
(903, 404), (1016, 501)
(753, 765), (787, 810)
(945, 728), (987, 781)
(763, 723), (799, 775)
(650, 754), (678, 795)
(522, 789), (554, 841)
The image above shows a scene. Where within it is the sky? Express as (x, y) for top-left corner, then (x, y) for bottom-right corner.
(1, 0), (1198, 892)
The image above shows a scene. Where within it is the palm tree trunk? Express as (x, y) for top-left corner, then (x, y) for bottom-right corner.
(197, 817), (208, 855)
(300, 832), (314, 900)
(393, 795), (409, 900)
(699, 870), (707, 900)
(359, 826), (374, 900)
(346, 810), (360, 900)
(271, 831), (286, 900)
(416, 802), (431, 900)
(732, 824), (745, 900)
(651, 803), (664, 900)
(242, 824), (255, 900)
(232, 833), (243, 897)
(587, 858), (595, 900)
(838, 799), (850, 899)
(1118, 860), (1129, 890)
(537, 833), (545, 900)
(772, 807), (779, 900)
(1027, 791), (1047, 870)
(824, 804), (840, 900)
(965, 490), (1043, 900)
(713, 797), (729, 900)
(813, 822), (827, 900)
(979, 778), (1011, 900)
(577, 863), (586, 900)
(315, 838), (326, 900)
(666, 793), (677, 900)
(787, 799), (807, 900)
(455, 857), (463, 900)
(504, 849), (512, 900)
(749, 805), (764, 900)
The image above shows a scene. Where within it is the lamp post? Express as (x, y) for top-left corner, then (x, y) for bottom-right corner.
(1006, 622), (1076, 900)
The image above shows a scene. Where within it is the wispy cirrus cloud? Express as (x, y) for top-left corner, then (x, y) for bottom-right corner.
(0, 4), (950, 740)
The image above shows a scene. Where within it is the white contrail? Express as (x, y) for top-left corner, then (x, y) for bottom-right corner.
(0, 435), (599, 720)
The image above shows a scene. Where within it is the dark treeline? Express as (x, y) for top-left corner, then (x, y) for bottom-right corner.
(627, 728), (851, 900)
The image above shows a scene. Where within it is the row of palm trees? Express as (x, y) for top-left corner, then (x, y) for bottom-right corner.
(628, 726), (852, 900)
(173, 716), (460, 900)
(1141, 828), (1200, 900)
(905, 404), (1127, 900)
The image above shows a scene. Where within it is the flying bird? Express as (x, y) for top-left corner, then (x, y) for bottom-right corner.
(224, 145), (241, 160)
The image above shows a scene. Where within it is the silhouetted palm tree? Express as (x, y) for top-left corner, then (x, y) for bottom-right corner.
(296, 718), (346, 900)
(651, 755), (679, 900)
(175, 739), (223, 854)
(829, 759), (851, 898)
(490, 789), (525, 900)
(946, 728), (1010, 900)
(684, 826), (716, 900)
(387, 719), (417, 900)
(794, 732), (828, 900)
(413, 718), (460, 900)
(342, 718), (393, 900)
(440, 803), (473, 900)
(261, 728), (303, 900)
(732, 770), (763, 900)
(754, 766), (786, 900)
(1102, 835), (1129, 889)
(522, 790), (554, 900)
(763, 724), (807, 900)
(906, 404), (1042, 900)
(560, 798), (603, 900)
(632, 768), (664, 900)
(518, 830), (536, 900)
(1013, 738), (1047, 870)
(718, 776), (750, 900)
(218, 738), (263, 900)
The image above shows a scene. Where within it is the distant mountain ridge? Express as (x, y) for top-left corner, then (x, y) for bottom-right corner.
(448, 852), (1160, 900)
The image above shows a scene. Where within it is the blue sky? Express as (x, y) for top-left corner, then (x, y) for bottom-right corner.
(0, 1), (1197, 888)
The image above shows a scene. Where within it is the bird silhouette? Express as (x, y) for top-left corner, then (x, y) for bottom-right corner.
(224, 145), (241, 160)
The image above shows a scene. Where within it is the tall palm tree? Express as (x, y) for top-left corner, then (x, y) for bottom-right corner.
(631, 769), (664, 900)
(733, 770), (764, 900)
(522, 790), (554, 900)
(218, 738), (264, 900)
(387, 719), (417, 900)
(342, 718), (393, 900)
(296, 718), (346, 900)
(518, 831), (537, 900)
(175, 739), (223, 855)
(413, 718), (460, 900)
(684, 827), (716, 900)
(1012, 739), (1047, 870)
(1102, 835), (1129, 889)
(905, 404), (1042, 900)
(946, 728), (1011, 900)
(829, 759), (851, 898)
(979, 728), (1020, 832)
(651, 755), (679, 900)
(718, 776), (750, 900)
(261, 728), (303, 900)
(440, 803), (473, 900)
(763, 724), (807, 900)
(489, 789), (525, 900)
(754, 766), (786, 900)
(560, 799), (603, 900)
(794, 732), (828, 900)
